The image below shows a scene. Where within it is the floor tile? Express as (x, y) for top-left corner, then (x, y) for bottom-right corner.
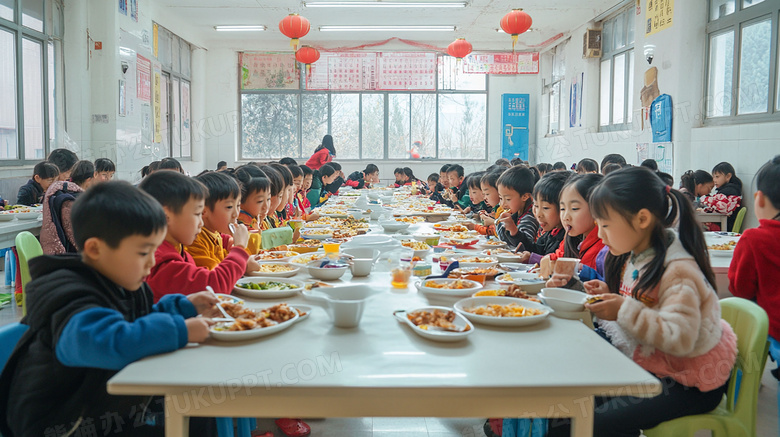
(425, 417), (486, 434)
(372, 417), (427, 432)
(372, 432), (428, 437)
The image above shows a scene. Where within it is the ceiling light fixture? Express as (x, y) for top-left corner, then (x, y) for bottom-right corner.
(214, 25), (266, 32)
(305, 1), (467, 7)
(319, 25), (456, 31)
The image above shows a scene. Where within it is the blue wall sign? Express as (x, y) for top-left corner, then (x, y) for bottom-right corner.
(501, 94), (530, 161)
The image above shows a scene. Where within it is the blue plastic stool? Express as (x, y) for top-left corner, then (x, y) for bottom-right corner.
(216, 418), (257, 437)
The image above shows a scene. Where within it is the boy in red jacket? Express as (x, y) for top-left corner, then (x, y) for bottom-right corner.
(140, 171), (253, 302)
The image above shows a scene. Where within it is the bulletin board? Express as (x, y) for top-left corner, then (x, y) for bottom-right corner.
(462, 52), (539, 75)
(240, 52), (299, 90)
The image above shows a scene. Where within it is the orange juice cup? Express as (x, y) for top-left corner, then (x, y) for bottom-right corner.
(391, 266), (413, 288)
(323, 241), (341, 253)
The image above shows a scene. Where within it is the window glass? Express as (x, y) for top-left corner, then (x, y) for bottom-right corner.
(361, 93), (384, 160)
(599, 59), (611, 126)
(301, 94), (328, 156)
(549, 82), (560, 134)
(48, 40), (54, 145)
(612, 53), (626, 125)
(181, 81), (191, 157)
(707, 31), (734, 117)
(160, 73), (170, 153)
(0, 29), (17, 159)
(171, 77), (180, 157)
(388, 94), (410, 159)
(241, 94), (298, 159)
(0, 0), (14, 22)
(330, 94), (359, 159)
(22, 38), (43, 159)
(737, 18), (771, 114)
(411, 94), (436, 159)
(171, 36), (181, 74)
(627, 50), (635, 123)
(613, 11), (626, 51)
(438, 94), (486, 159)
(710, 0), (735, 21)
(743, 0), (766, 9)
(438, 56), (486, 91)
(22, 0), (43, 32)
(180, 40), (191, 78)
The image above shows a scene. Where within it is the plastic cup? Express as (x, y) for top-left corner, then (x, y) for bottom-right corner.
(289, 219), (304, 231)
(554, 257), (580, 277)
(391, 266), (412, 288)
(323, 241), (341, 254)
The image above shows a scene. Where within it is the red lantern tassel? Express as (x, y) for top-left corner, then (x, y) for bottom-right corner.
(511, 34), (518, 53)
(291, 38), (299, 50)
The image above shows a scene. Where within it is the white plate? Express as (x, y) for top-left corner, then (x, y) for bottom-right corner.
(379, 221), (411, 233)
(454, 297), (551, 327)
(254, 251), (299, 262)
(475, 240), (508, 250)
(495, 273), (546, 294)
(323, 212), (349, 219)
(415, 278), (483, 298)
(393, 306), (474, 342)
(209, 308), (300, 341)
(709, 249), (734, 257)
(0, 214), (15, 221)
(482, 250), (526, 263)
(214, 293), (244, 305)
(246, 262), (301, 278)
(452, 255), (498, 268)
(289, 252), (328, 265)
(233, 277), (305, 298)
(300, 229), (334, 240)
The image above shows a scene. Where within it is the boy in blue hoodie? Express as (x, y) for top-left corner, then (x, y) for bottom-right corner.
(0, 181), (218, 437)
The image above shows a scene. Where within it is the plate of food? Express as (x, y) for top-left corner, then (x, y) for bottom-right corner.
(393, 306), (474, 342)
(401, 240), (432, 258)
(288, 239), (323, 253)
(233, 277), (305, 298)
(415, 278), (483, 298)
(452, 255), (499, 268)
(0, 212), (15, 221)
(441, 232), (480, 245)
(209, 302), (301, 341)
(395, 216), (425, 224)
(214, 293), (244, 305)
(255, 250), (299, 262)
(474, 240), (508, 250)
(708, 241), (736, 256)
(247, 262), (301, 278)
(449, 266), (502, 279)
(481, 248), (527, 263)
(494, 272), (546, 294)
(301, 228), (334, 240)
(472, 285), (541, 303)
(289, 252), (328, 265)
(454, 296), (551, 327)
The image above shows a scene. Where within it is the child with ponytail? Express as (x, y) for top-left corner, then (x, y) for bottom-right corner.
(547, 166), (737, 436)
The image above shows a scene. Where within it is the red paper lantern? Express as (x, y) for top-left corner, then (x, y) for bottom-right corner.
(447, 38), (472, 61)
(279, 13), (310, 50)
(500, 8), (532, 52)
(296, 46), (320, 78)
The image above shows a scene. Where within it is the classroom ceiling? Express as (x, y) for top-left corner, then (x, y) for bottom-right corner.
(158, 0), (623, 51)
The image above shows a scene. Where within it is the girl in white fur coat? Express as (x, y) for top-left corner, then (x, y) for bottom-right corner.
(547, 166), (737, 437)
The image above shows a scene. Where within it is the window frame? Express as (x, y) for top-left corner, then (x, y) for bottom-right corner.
(598, 6), (635, 132)
(547, 42), (566, 136)
(236, 55), (489, 163)
(0, 0), (61, 166)
(704, 0), (779, 125)
(155, 22), (193, 159)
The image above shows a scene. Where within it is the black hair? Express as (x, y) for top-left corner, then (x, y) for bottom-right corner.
(480, 170), (503, 189)
(552, 161), (567, 171)
(159, 157), (183, 173)
(602, 163), (623, 174)
(466, 172), (486, 190)
(510, 158), (524, 166)
(497, 165), (535, 196)
(196, 171), (241, 209)
(364, 164), (379, 175)
(529, 166), (540, 184)
(300, 165), (313, 177)
(640, 159), (658, 171)
(712, 161), (743, 190)
(70, 160), (95, 186)
(315, 135), (336, 156)
(427, 173), (439, 184)
(139, 170), (207, 214)
(657, 171), (674, 186)
(680, 170), (713, 194)
(537, 163), (553, 174)
(48, 148), (78, 173)
(71, 181), (167, 251)
(494, 158), (511, 168)
(394, 167), (405, 176)
(269, 163), (293, 188)
(533, 171), (571, 205)
(576, 158), (599, 174)
(756, 155), (780, 216)
(287, 164), (303, 179)
(440, 164), (451, 173)
(235, 164), (266, 178)
(233, 165), (270, 200)
(94, 158), (116, 173)
(447, 164), (465, 179)
(561, 173), (604, 258)
(590, 166), (715, 300)
(279, 157), (298, 166)
(33, 161), (59, 180)
(600, 154), (627, 172)
(258, 165), (283, 196)
(403, 167), (418, 181)
(320, 163), (336, 178)
(149, 161), (161, 172)
(328, 162), (342, 172)
(141, 166), (151, 178)
(217, 160), (227, 169)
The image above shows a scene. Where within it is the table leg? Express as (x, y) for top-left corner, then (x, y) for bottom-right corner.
(569, 396), (594, 437)
(721, 216), (728, 231)
(165, 395), (188, 437)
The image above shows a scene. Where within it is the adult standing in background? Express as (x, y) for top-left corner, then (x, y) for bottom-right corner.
(47, 148), (79, 181)
(305, 134), (335, 170)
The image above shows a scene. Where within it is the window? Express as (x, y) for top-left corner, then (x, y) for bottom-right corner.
(547, 42), (566, 135)
(705, 0), (779, 121)
(239, 55), (487, 161)
(599, 6), (635, 130)
(155, 23), (193, 159)
(0, 0), (62, 164)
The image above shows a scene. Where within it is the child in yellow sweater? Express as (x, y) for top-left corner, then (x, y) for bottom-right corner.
(186, 172), (260, 270)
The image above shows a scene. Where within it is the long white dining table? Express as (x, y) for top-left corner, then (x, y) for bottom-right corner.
(0, 217), (42, 250)
(107, 220), (663, 437)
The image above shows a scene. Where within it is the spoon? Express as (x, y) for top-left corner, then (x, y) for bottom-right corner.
(206, 286), (234, 320)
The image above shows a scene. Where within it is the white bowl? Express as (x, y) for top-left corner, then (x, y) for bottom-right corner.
(454, 296), (551, 327)
(415, 278), (483, 298)
(495, 273), (546, 294)
(539, 288), (588, 312)
(233, 277), (305, 298)
(246, 262), (301, 278)
(306, 260), (349, 281)
(0, 214), (15, 221)
(379, 221), (411, 233)
(393, 306), (474, 342)
(341, 235), (402, 255)
(15, 212), (40, 220)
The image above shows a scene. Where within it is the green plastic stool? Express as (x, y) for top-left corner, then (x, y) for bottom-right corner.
(732, 207), (747, 233)
(644, 298), (769, 437)
(14, 231), (42, 316)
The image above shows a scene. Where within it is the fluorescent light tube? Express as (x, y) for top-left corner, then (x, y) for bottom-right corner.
(319, 25), (456, 31)
(214, 25), (267, 32)
(306, 1), (467, 7)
